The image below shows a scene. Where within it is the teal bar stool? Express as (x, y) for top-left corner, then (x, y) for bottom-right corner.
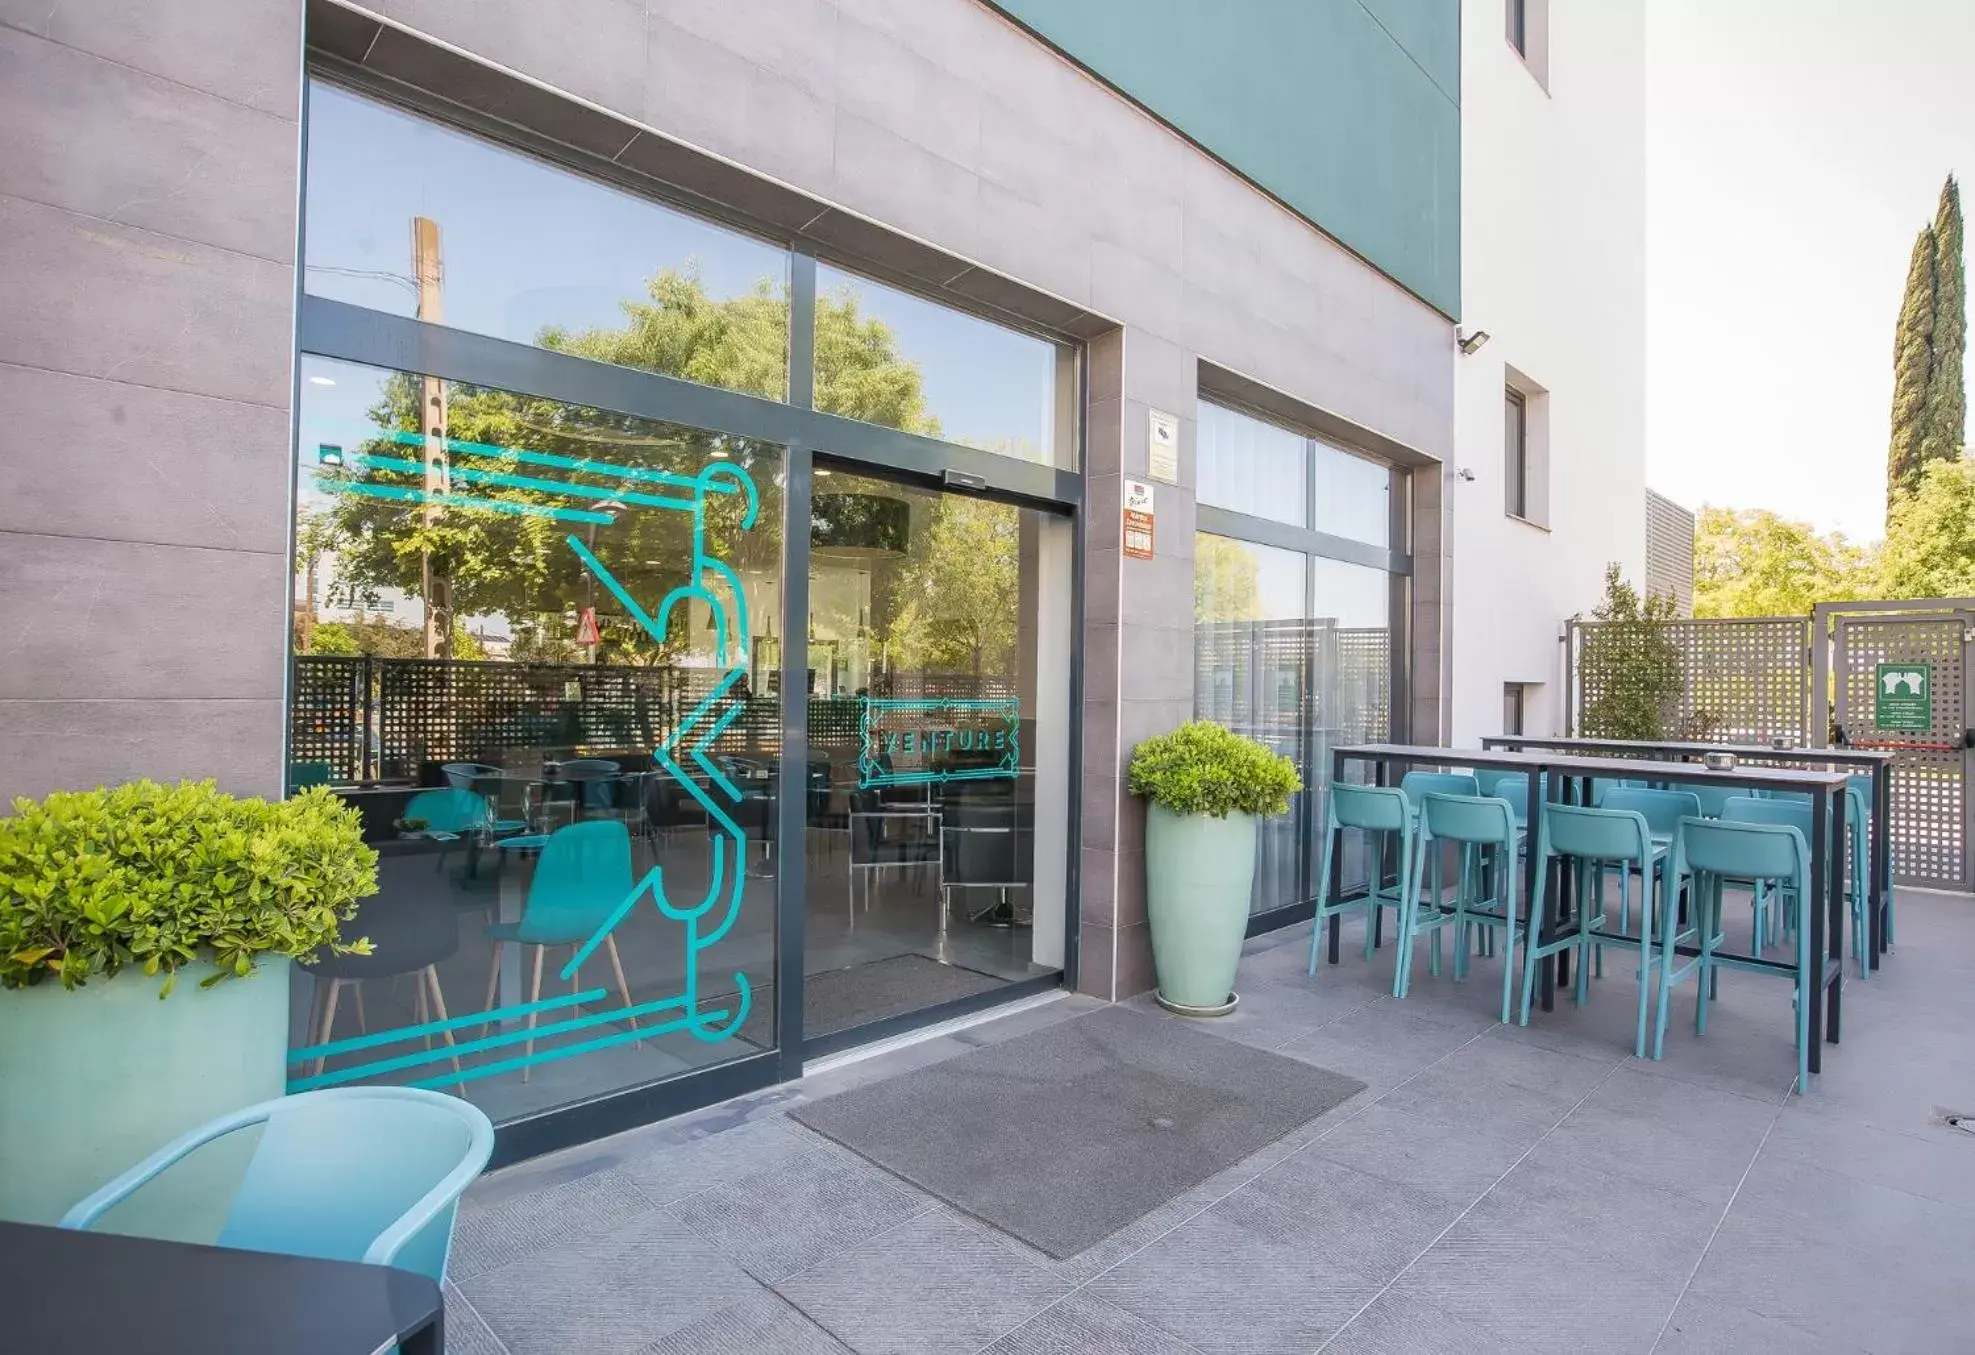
(1411, 792), (1526, 1022)
(1848, 774), (1891, 953)
(1597, 788), (1701, 938)
(1724, 796), (1811, 955)
(1519, 801), (1668, 1057)
(1750, 787), (1874, 976)
(1468, 772), (1533, 960)
(1662, 816), (1814, 1093)
(1308, 783), (1433, 995)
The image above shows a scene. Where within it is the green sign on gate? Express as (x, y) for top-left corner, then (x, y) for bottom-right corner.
(1874, 662), (1932, 732)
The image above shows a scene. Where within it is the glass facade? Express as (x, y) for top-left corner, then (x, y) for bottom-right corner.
(1192, 403), (1404, 917)
(304, 83), (792, 401)
(288, 80), (1074, 1135)
(814, 264), (1073, 468)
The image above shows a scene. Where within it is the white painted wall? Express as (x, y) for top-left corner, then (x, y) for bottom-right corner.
(1450, 0), (1647, 742)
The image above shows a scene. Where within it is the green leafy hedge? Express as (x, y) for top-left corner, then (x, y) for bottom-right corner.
(0, 781), (376, 995)
(1127, 721), (1301, 818)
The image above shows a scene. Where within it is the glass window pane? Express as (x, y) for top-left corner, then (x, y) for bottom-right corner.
(814, 265), (1067, 467)
(1505, 390), (1527, 517)
(805, 472), (1071, 1029)
(289, 354), (783, 1123)
(304, 82), (790, 400)
(1197, 403), (1308, 526)
(1312, 440), (1393, 548)
(1193, 534), (1308, 913)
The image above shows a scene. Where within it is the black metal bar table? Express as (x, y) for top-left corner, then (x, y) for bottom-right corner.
(1330, 744), (1850, 1070)
(0, 1220), (444, 1354)
(1483, 735), (1894, 970)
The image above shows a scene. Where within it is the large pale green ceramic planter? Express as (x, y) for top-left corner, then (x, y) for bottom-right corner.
(1145, 804), (1256, 1016)
(0, 957), (290, 1237)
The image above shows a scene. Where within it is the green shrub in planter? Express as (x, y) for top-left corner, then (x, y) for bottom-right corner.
(0, 781), (378, 1228)
(1, 779), (376, 994)
(1129, 722), (1301, 1015)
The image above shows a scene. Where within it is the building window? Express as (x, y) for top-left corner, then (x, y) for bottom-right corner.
(1507, 0), (1527, 55)
(1199, 402), (1395, 547)
(1504, 682), (1528, 736)
(814, 264), (1075, 469)
(1506, 0), (1550, 87)
(1504, 388), (1528, 520)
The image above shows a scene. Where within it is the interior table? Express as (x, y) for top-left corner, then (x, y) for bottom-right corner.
(1330, 744), (1851, 1072)
(1482, 735), (1894, 969)
(0, 1220), (443, 1354)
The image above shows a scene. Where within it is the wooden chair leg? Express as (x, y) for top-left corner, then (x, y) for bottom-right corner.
(524, 945), (544, 1083)
(424, 965), (464, 1090)
(483, 940), (502, 1020)
(605, 934), (640, 1046)
(313, 979), (343, 1078)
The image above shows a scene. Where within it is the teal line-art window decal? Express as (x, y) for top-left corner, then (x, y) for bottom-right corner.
(295, 450), (762, 1091)
(858, 697), (1021, 790)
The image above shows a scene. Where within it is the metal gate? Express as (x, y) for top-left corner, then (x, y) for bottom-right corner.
(1816, 600), (1975, 889)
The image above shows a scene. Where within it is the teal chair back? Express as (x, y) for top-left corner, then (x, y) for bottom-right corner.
(1724, 795), (1814, 843)
(1490, 772), (1534, 822)
(1330, 782), (1410, 833)
(1474, 769), (1520, 798)
(1541, 802), (1653, 865)
(561, 758), (622, 812)
(1689, 784), (1741, 819)
(518, 819), (634, 945)
(1401, 771), (1479, 803)
(1420, 792), (1518, 849)
(1677, 815), (1806, 882)
(403, 787), (492, 833)
(1600, 787), (1700, 840)
(60, 1088), (493, 1284)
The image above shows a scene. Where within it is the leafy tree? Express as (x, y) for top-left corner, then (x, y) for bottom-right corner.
(313, 268), (934, 665)
(1888, 175), (1966, 503)
(1925, 176), (1966, 471)
(1878, 458), (1975, 599)
(1692, 507), (1872, 617)
(1193, 535), (1264, 622)
(1575, 564), (1684, 739)
(884, 495), (1019, 677)
(299, 615), (485, 661)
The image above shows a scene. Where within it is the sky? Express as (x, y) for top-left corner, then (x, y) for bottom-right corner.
(1646, 0), (1975, 543)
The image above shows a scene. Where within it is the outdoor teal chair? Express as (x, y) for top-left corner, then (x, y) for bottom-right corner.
(1724, 796), (1813, 955)
(1662, 816), (1814, 1093)
(1848, 774), (1892, 953)
(1410, 792), (1526, 1022)
(483, 819), (640, 1079)
(1689, 783), (1741, 819)
(1596, 788), (1701, 937)
(1758, 785), (1876, 975)
(1520, 802), (1669, 1058)
(59, 1087), (493, 1285)
(1401, 771), (1480, 805)
(1308, 783), (1434, 995)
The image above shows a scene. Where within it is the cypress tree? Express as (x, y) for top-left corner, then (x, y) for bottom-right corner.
(1888, 224), (1938, 502)
(1923, 175), (1966, 468)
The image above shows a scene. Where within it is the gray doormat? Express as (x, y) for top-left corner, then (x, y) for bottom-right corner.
(733, 953), (1010, 1048)
(790, 1004), (1367, 1258)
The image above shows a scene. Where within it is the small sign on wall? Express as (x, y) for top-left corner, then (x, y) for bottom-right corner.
(1122, 479), (1156, 559)
(1148, 409), (1179, 483)
(1875, 662), (1932, 732)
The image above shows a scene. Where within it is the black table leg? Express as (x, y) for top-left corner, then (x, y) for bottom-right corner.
(1327, 747), (1345, 966)
(1871, 763), (1891, 965)
(401, 1310), (444, 1355)
(1807, 792), (1827, 1074)
(1531, 769), (1555, 1013)
(1826, 787), (1843, 1045)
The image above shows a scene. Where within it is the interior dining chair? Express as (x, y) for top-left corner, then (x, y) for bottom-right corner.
(483, 818), (640, 1080)
(59, 1087), (493, 1286)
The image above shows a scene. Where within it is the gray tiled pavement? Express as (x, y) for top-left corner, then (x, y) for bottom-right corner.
(449, 888), (1975, 1354)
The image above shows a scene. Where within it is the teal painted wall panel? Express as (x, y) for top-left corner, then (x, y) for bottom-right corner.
(986, 0), (1460, 317)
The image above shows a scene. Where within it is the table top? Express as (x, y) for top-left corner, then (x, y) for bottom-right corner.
(1336, 743), (1854, 792)
(1481, 735), (1894, 767)
(0, 1221), (440, 1355)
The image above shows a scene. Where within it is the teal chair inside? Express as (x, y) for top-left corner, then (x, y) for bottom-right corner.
(59, 1087), (493, 1284)
(288, 760), (334, 793)
(484, 820), (640, 1076)
(402, 787), (492, 835)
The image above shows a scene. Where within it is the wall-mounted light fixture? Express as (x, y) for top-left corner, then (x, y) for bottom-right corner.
(1456, 467), (1478, 483)
(1457, 328), (1491, 355)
